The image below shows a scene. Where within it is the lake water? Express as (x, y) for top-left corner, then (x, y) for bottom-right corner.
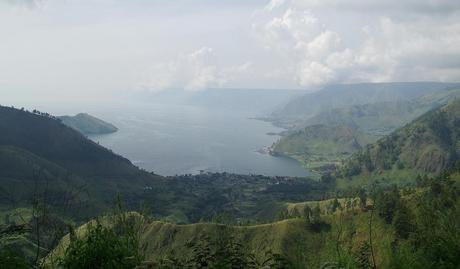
(29, 89), (309, 177)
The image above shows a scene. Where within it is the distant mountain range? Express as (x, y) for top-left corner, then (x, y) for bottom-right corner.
(270, 82), (460, 126)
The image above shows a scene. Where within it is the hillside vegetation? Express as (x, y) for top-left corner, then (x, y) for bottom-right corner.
(340, 98), (460, 185)
(268, 83), (460, 173)
(271, 125), (377, 173)
(46, 208), (394, 269)
(45, 168), (460, 269)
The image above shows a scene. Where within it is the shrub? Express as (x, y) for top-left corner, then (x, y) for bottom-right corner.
(59, 216), (143, 269)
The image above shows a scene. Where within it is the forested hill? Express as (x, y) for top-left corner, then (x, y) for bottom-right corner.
(341, 98), (460, 180)
(0, 105), (158, 219)
(0, 106), (137, 178)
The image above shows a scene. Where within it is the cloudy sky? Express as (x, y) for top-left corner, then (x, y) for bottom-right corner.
(1, 0), (460, 100)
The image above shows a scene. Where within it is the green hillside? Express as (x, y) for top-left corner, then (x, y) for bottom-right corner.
(269, 86), (460, 175)
(46, 209), (394, 269)
(45, 169), (460, 269)
(58, 113), (118, 135)
(271, 125), (377, 173)
(340, 98), (460, 185)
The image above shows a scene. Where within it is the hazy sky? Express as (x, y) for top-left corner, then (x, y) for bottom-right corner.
(1, 0), (460, 101)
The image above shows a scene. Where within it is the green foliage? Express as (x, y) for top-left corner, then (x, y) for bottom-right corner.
(391, 204), (412, 240)
(330, 198), (341, 213)
(354, 242), (372, 269)
(341, 98), (460, 183)
(0, 247), (31, 269)
(58, 216), (143, 269)
(187, 234), (216, 269)
(183, 232), (291, 269)
(410, 176), (460, 268)
(385, 173), (460, 269)
(374, 187), (401, 224)
(272, 124), (376, 172)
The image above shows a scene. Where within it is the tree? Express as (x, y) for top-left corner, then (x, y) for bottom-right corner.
(358, 189), (367, 210)
(392, 205), (413, 239)
(374, 187), (400, 224)
(291, 208), (301, 218)
(0, 248), (30, 269)
(58, 214), (143, 269)
(355, 242), (372, 269)
(188, 234), (216, 269)
(330, 198), (341, 213)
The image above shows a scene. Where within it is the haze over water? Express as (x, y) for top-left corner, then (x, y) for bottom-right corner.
(27, 89), (309, 177)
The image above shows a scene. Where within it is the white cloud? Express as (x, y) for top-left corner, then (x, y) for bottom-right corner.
(4, 0), (47, 9)
(1, 0), (460, 100)
(252, 0), (460, 87)
(138, 47), (252, 92)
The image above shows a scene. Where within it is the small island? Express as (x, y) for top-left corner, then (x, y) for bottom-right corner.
(58, 113), (118, 135)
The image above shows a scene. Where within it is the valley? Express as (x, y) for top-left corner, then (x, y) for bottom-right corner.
(1, 84), (460, 269)
(2, 1), (460, 268)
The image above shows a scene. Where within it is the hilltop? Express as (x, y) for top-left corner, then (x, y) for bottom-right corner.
(58, 113), (118, 135)
(46, 208), (394, 269)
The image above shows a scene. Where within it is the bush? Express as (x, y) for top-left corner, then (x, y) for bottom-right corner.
(0, 247), (30, 269)
(59, 216), (143, 269)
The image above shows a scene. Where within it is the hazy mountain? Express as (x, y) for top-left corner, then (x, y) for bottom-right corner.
(58, 113), (118, 135)
(269, 82), (460, 128)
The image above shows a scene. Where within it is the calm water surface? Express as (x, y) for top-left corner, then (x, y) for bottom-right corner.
(32, 91), (309, 177)
(90, 102), (308, 176)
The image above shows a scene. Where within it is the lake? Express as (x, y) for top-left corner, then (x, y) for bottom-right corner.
(33, 89), (310, 177)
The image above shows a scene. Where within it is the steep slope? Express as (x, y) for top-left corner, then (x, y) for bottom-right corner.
(341, 98), (460, 181)
(0, 106), (158, 217)
(0, 106), (137, 178)
(58, 113), (118, 135)
(271, 125), (377, 172)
